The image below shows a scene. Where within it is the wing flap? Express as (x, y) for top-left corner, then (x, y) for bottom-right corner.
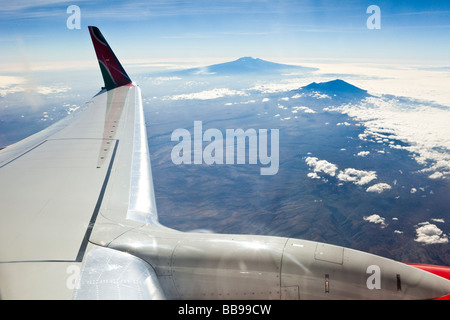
(0, 139), (112, 262)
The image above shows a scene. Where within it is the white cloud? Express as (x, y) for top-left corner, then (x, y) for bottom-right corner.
(305, 156), (397, 194)
(164, 88), (247, 100)
(363, 214), (387, 227)
(311, 92), (331, 99)
(326, 96), (450, 178)
(414, 222), (448, 245)
(249, 79), (305, 93)
(35, 85), (70, 95)
(0, 75), (70, 97)
(428, 171), (444, 179)
(292, 106), (316, 114)
(337, 168), (377, 185)
(310, 61), (450, 106)
(63, 103), (80, 115)
(0, 76), (26, 96)
(305, 157), (338, 176)
(0, 75), (25, 86)
(291, 93), (304, 99)
(240, 100), (256, 104)
(307, 172), (320, 179)
(366, 183), (392, 193)
(356, 151), (370, 157)
(148, 76), (182, 84)
(0, 86), (24, 97)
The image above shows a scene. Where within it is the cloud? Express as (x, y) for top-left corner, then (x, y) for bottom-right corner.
(0, 75), (70, 97)
(305, 155), (397, 194)
(428, 171), (444, 179)
(148, 76), (182, 84)
(249, 78), (306, 94)
(356, 151), (370, 157)
(0, 75), (25, 86)
(0, 76), (26, 96)
(311, 92), (331, 99)
(414, 222), (448, 244)
(0, 84), (70, 97)
(307, 172), (321, 179)
(363, 214), (387, 227)
(35, 85), (70, 95)
(291, 93), (304, 99)
(305, 157), (338, 176)
(366, 183), (392, 193)
(164, 88), (247, 100)
(337, 168), (377, 185)
(326, 96), (450, 179)
(292, 106), (316, 114)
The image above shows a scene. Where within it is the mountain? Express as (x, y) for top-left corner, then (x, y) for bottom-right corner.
(172, 57), (318, 76)
(300, 79), (370, 99)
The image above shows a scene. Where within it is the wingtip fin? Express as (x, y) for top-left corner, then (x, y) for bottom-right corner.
(88, 26), (132, 91)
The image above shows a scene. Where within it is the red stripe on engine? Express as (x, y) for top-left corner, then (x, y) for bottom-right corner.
(406, 263), (450, 281)
(406, 263), (450, 299)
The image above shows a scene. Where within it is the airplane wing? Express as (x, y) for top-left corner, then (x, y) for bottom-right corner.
(1, 27), (449, 300)
(0, 26), (164, 299)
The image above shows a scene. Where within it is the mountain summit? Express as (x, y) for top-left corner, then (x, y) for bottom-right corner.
(301, 79), (369, 99)
(174, 57), (318, 76)
(302, 79), (366, 93)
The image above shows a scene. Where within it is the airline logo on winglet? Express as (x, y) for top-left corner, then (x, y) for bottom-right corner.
(88, 26), (132, 91)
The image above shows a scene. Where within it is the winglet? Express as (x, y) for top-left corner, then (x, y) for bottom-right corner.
(88, 26), (132, 91)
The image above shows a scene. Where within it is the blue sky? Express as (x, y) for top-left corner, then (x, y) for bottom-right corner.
(1, 0), (449, 72)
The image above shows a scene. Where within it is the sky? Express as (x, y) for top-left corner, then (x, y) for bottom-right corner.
(0, 0), (450, 73)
